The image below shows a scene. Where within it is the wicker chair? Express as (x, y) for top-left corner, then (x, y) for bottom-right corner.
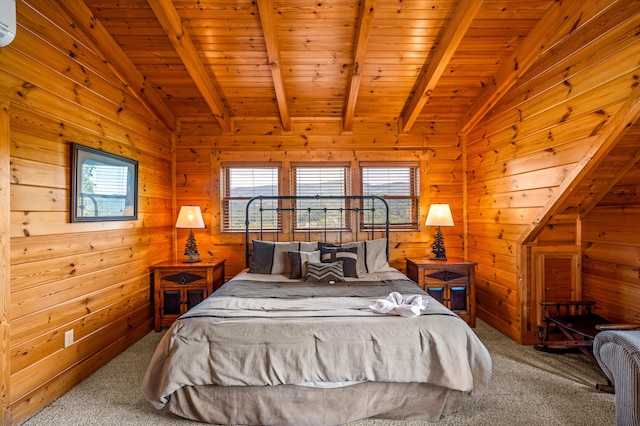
(593, 329), (640, 426)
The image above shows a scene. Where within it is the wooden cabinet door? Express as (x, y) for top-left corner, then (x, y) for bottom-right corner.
(425, 286), (445, 304)
(449, 285), (468, 312)
(532, 247), (581, 327)
(162, 289), (182, 316)
(425, 284), (469, 313)
(185, 287), (207, 310)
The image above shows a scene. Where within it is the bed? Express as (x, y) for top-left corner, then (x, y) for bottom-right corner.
(142, 196), (492, 425)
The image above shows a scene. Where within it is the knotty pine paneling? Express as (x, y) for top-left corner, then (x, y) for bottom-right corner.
(2, 1), (174, 423)
(465, 0), (640, 343)
(0, 83), (10, 426)
(582, 159), (640, 324)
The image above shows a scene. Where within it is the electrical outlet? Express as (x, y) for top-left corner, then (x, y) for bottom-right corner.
(64, 329), (74, 348)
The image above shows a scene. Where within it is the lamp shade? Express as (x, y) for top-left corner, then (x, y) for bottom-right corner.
(425, 204), (454, 227)
(175, 206), (205, 228)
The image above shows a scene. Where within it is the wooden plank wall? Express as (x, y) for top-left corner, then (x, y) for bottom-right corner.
(0, 83), (11, 425)
(2, 1), (174, 423)
(175, 118), (465, 278)
(582, 130), (640, 324)
(465, 0), (640, 343)
(2, 0), (638, 423)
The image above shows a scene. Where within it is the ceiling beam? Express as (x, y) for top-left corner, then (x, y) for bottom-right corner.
(57, 0), (176, 131)
(400, 0), (483, 134)
(343, 0), (376, 132)
(256, 0), (291, 131)
(147, 0), (231, 133)
(459, 0), (620, 134)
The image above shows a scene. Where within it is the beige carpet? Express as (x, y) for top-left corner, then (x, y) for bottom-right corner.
(20, 320), (615, 425)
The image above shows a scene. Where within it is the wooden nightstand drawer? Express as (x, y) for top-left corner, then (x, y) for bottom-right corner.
(422, 266), (470, 285)
(159, 269), (208, 285)
(406, 257), (477, 327)
(151, 259), (226, 331)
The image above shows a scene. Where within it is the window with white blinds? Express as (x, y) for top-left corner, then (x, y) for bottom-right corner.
(221, 165), (280, 231)
(292, 164), (350, 230)
(361, 163), (419, 229)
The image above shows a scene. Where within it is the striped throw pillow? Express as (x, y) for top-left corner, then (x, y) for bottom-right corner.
(305, 262), (344, 283)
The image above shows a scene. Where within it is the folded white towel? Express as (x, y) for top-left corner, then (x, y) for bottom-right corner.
(369, 291), (428, 317)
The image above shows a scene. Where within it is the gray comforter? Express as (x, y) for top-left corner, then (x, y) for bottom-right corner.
(142, 270), (492, 421)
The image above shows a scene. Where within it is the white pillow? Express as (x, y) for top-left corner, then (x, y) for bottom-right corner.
(362, 238), (391, 273)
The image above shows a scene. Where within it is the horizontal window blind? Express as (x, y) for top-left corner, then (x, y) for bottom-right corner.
(361, 165), (419, 229)
(292, 165), (350, 230)
(293, 166), (348, 197)
(222, 166), (280, 231)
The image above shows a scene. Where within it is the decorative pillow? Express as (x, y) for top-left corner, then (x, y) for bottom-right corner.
(296, 241), (319, 252)
(318, 240), (391, 274)
(305, 261), (344, 283)
(288, 250), (321, 279)
(320, 245), (358, 278)
(362, 238), (391, 273)
(249, 240), (319, 274)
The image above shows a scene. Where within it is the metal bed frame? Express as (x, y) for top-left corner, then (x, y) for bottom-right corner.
(245, 195), (390, 267)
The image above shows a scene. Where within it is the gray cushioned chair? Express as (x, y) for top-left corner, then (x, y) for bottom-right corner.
(594, 330), (640, 426)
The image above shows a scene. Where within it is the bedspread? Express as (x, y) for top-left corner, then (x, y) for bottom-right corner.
(142, 271), (492, 411)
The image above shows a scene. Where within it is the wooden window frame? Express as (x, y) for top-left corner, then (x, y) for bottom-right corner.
(221, 163), (281, 232)
(359, 162), (419, 230)
(291, 163), (351, 231)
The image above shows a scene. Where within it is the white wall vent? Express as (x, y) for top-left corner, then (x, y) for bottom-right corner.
(0, 0), (16, 47)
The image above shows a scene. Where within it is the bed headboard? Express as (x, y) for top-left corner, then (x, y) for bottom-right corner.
(245, 195), (390, 267)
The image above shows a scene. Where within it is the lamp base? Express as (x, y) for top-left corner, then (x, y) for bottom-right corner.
(182, 229), (202, 263)
(430, 226), (447, 261)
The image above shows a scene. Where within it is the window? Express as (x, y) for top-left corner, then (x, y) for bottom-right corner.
(361, 163), (419, 229)
(71, 143), (138, 222)
(221, 165), (280, 231)
(292, 164), (350, 230)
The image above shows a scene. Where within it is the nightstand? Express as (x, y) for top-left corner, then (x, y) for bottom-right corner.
(406, 257), (477, 327)
(151, 259), (226, 331)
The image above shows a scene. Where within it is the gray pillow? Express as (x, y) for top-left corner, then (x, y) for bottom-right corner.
(250, 240), (319, 274)
(249, 240), (277, 274)
(320, 245), (358, 278)
(319, 239), (390, 274)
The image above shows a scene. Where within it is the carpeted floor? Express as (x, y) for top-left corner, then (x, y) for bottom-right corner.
(21, 320), (615, 425)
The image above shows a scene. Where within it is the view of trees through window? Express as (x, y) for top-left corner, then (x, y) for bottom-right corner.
(79, 162), (130, 216)
(222, 164), (419, 231)
(223, 167), (279, 230)
(293, 166), (347, 230)
(361, 166), (418, 228)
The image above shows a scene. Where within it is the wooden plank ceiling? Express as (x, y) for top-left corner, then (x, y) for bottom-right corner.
(74, 0), (556, 133)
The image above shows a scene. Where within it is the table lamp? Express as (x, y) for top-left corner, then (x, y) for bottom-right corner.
(425, 204), (454, 260)
(175, 206), (205, 263)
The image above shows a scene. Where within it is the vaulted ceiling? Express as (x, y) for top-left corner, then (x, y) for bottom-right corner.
(59, 0), (556, 134)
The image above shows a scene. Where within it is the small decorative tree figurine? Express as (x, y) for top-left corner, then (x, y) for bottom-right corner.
(430, 226), (447, 260)
(183, 229), (201, 262)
